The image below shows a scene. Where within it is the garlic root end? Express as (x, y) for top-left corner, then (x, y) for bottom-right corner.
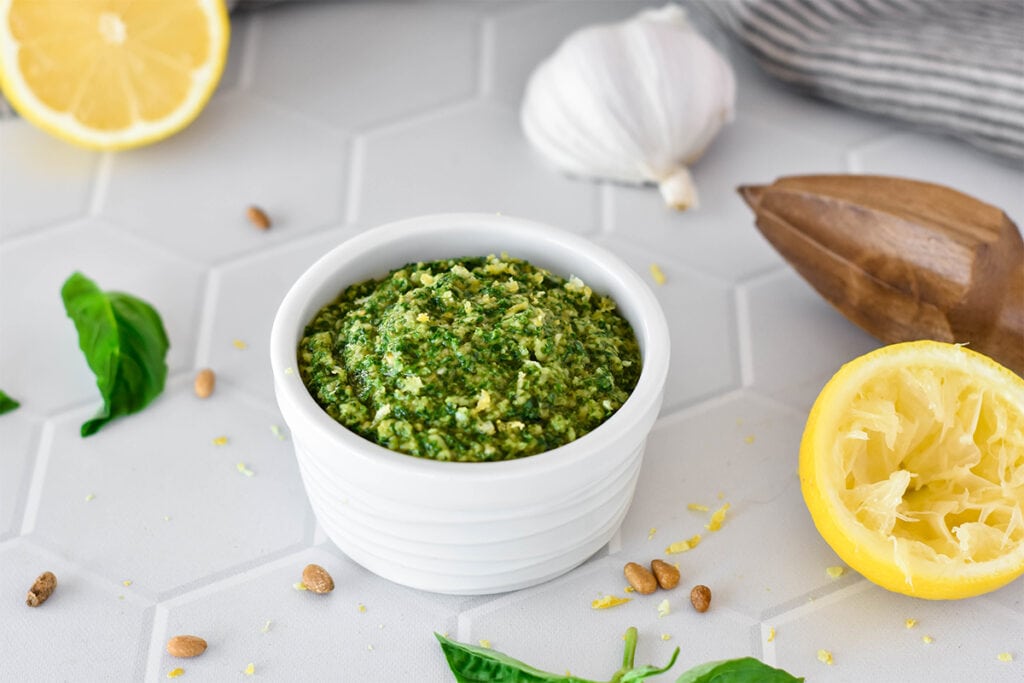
(659, 167), (699, 211)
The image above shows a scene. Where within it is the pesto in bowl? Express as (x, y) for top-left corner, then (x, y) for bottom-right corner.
(298, 254), (641, 462)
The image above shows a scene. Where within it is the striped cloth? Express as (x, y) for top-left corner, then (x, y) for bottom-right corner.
(702, 0), (1024, 161)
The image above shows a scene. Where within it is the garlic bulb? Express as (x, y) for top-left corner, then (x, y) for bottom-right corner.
(521, 4), (735, 210)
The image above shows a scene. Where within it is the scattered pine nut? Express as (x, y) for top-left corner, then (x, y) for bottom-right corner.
(26, 571), (57, 607)
(246, 205), (272, 230)
(690, 584), (712, 612)
(301, 564), (334, 594)
(166, 635), (207, 658)
(623, 562), (657, 594)
(651, 559), (680, 590)
(193, 368), (215, 398)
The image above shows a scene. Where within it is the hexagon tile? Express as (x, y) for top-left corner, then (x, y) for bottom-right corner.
(2, 2), (1022, 682)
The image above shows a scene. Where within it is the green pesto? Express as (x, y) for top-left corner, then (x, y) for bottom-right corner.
(298, 254), (641, 462)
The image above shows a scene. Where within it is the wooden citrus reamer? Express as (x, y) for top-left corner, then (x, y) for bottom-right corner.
(738, 175), (1024, 376)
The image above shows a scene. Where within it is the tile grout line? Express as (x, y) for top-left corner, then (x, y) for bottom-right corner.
(734, 283), (755, 388)
(476, 17), (496, 98)
(144, 604), (171, 682)
(87, 152), (114, 216)
(18, 419), (56, 536)
(237, 10), (262, 91)
(343, 135), (366, 226)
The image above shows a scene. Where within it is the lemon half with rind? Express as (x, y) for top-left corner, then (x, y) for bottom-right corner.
(0, 0), (229, 150)
(800, 340), (1024, 599)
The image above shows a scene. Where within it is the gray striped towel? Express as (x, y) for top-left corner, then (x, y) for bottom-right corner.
(702, 0), (1024, 161)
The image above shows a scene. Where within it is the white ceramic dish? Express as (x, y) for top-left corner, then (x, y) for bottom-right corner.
(270, 213), (670, 594)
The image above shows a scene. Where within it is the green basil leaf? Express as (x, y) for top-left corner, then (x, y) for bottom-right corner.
(61, 272), (169, 437)
(435, 633), (596, 683)
(674, 657), (803, 683)
(0, 390), (20, 415)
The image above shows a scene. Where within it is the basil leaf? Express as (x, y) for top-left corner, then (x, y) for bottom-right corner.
(435, 633), (592, 682)
(674, 657), (803, 683)
(0, 390), (19, 415)
(61, 272), (169, 437)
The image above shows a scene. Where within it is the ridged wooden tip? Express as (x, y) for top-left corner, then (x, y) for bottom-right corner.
(737, 184), (767, 211)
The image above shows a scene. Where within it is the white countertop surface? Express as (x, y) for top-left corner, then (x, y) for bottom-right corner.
(1, 2), (1021, 681)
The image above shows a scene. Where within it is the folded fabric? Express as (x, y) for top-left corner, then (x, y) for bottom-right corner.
(702, 0), (1024, 161)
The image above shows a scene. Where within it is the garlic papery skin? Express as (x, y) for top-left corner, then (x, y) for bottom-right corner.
(520, 4), (735, 211)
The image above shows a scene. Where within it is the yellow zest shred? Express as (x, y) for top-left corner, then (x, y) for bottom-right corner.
(236, 462), (255, 477)
(817, 649), (834, 665)
(122, 580), (132, 587)
(293, 582), (307, 591)
(661, 633), (672, 641)
(243, 663), (255, 676)
(767, 627), (776, 642)
(479, 639), (492, 649)
(85, 493), (95, 502)
(261, 620), (272, 634)
(212, 436), (228, 446)
(649, 263), (666, 285)
(997, 652), (1013, 662)
(905, 618), (917, 629)
(270, 425), (286, 440)
(167, 669), (184, 679)
(706, 503), (731, 531)
(647, 527), (657, 540)
(826, 565), (846, 579)
(922, 635), (934, 644)
(624, 586), (635, 593)
(687, 503), (709, 512)
(666, 534), (701, 554)
(744, 435), (755, 444)
(591, 595), (631, 609)
(358, 603), (367, 613)
(233, 339), (248, 350)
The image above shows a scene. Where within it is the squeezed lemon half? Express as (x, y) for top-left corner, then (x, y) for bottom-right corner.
(0, 0), (229, 150)
(800, 341), (1024, 599)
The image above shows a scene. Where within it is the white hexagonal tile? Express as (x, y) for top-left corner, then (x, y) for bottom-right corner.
(617, 392), (848, 621)
(202, 226), (359, 405)
(215, 11), (254, 96)
(0, 119), (99, 241)
(99, 93), (348, 264)
(595, 238), (741, 414)
(0, 220), (204, 416)
(151, 546), (475, 681)
(0, 539), (152, 680)
(606, 114), (847, 283)
(248, 1), (479, 131)
(0, 411), (39, 540)
(356, 100), (600, 233)
(488, 0), (659, 105)
(24, 379), (311, 597)
(850, 131), (1024, 227)
(460, 555), (756, 680)
(770, 581), (1024, 682)
(744, 269), (879, 412)
(985, 579), (1024, 616)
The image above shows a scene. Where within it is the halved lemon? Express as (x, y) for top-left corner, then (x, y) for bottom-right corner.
(800, 340), (1024, 599)
(0, 0), (229, 150)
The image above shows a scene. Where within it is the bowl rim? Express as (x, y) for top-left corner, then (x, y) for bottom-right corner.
(270, 212), (670, 481)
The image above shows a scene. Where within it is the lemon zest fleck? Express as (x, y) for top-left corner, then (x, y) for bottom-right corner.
(212, 436), (228, 446)
(826, 565), (846, 579)
(817, 649), (834, 665)
(479, 639), (492, 649)
(767, 627), (776, 643)
(232, 339), (247, 350)
(243, 663), (255, 676)
(997, 652), (1013, 662)
(649, 263), (666, 286)
(687, 503), (709, 512)
(666, 534), (701, 554)
(591, 595), (631, 609)
(922, 635), (934, 644)
(706, 503), (731, 531)
(167, 669), (184, 679)
(905, 618), (917, 629)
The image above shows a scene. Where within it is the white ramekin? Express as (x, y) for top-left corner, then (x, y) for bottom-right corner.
(270, 213), (670, 594)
